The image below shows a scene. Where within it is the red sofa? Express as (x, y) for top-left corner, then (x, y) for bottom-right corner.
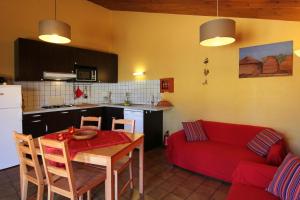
(167, 120), (286, 182)
(227, 161), (279, 200)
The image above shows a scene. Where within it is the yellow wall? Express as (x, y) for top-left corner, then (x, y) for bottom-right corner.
(112, 11), (300, 154)
(0, 0), (112, 80)
(1, 1), (300, 154)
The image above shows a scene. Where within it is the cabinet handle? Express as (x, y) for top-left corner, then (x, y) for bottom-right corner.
(32, 120), (41, 123)
(80, 110), (87, 112)
(0, 93), (4, 96)
(61, 111), (69, 114)
(32, 114), (41, 118)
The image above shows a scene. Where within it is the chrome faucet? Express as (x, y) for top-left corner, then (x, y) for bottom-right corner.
(108, 91), (112, 104)
(151, 95), (155, 106)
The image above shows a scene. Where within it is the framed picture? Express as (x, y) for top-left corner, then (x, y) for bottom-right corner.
(239, 41), (293, 78)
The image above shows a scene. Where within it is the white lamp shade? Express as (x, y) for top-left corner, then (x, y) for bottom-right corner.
(39, 19), (71, 44)
(200, 18), (236, 47)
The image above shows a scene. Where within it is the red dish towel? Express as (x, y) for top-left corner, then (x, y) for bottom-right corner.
(44, 130), (132, 160)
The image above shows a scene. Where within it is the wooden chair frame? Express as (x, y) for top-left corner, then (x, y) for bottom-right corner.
(14, 132), (45, 200)
(111, 118), (135, 200)
(39, 137), (106, 200)
(80, 116), (102, 130)
(112, 119), (135, 133)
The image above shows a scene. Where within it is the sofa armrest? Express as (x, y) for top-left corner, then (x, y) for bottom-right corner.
(267, 141), (286, 166)
(232, 161), (277, 188)
(167, 130), (186, 163)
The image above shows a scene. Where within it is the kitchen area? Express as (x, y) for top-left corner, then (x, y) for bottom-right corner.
(0, 37), (173, 170)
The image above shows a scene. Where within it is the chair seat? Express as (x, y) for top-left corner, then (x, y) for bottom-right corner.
(52, 162), (106, 195)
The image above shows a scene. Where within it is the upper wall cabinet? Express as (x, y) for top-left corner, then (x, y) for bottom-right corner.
(14, 38), (118, 83)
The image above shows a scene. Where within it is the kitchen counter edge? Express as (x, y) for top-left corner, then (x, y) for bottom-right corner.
(23, 104), (173, 115)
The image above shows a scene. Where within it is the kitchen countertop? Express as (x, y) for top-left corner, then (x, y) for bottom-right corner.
(23, 103), (173, 115)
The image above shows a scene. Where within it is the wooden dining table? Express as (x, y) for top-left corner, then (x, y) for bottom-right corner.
(34, 131), (144, 200)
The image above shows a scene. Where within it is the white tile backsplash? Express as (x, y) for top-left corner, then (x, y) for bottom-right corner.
(16, 80), (161, 110)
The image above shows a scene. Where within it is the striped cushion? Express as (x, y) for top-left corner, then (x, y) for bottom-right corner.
(247, 129), (282, 157)
(182, 121), (208, 142)
(266, 153), (300, 200)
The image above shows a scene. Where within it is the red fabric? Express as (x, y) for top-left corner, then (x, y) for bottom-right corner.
(200, 120), (265, 147)
(167, 120), (286, 183)
(44, 129), (132, 159)
(232, 161), (277, 188)
(267, 141), (286, 166)
(167, 131), (265, 182)
(227, 184), (279, 200)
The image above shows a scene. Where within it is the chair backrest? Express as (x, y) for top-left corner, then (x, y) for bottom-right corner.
(112, 118), (135, 133)
(80, 116), (101, 130)
(39, 137), (76, 197)
(13, 132), (44, 184)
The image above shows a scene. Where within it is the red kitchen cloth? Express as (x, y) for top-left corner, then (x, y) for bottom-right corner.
(44, 129), (132, 159)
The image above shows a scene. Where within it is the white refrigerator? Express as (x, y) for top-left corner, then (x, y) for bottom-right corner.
(0, 85), (22, 169)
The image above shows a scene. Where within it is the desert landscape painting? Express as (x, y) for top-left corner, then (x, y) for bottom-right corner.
(239, 41), (293, 78)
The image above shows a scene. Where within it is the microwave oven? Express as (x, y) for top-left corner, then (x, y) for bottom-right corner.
(74, 65), (97, 82)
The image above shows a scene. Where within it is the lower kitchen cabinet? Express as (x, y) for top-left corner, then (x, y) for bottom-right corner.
(144, 110), (163, 151)
(23, 107), (104, 137)
(45, 110), (80, 133)
(76, 107), (103, 129)
(23, 113), (46, 138)
(102, 107), (124, 130)
(23, 107), (164, 151)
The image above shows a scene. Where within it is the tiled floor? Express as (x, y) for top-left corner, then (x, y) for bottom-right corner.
(0, 148), (230, 200)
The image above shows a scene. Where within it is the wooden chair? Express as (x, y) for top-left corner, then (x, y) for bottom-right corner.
(80, 116), (101, 130)
(39, 137), (106, 200)
(13, 132), (46, 200)
(112, 119), (135, 133)
(111, 118), (135, 200)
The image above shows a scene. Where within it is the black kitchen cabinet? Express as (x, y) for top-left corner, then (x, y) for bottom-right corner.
(45, 110), (80, 133)
(23, 113), (46, 138)
(15, 38), (118, 82)
(23, 107), (164, 151)
(75, 107), (103, 129)
(102, 107), (124, 130)
(15, 38), (43, 81)
(98, 53), (118, 83)
(39, 43), (75, 74)
(144, 110), (163, 151)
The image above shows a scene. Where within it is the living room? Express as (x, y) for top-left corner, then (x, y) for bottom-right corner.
(0, 0), (300, 200)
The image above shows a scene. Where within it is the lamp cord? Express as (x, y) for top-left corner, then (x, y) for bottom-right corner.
(54, 0), (57, 20)
(216, 0), (219, 17)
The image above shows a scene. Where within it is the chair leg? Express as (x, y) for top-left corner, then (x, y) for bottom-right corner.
(129, 161), (134, 189)
(87, 190), (91, 200)
(37, 184), (44, 200)
(21, 178), (28, 200)
(114, 171), (119, 200)
(47, 186), (54, 200)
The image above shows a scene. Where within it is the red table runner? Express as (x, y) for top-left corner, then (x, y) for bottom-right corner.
(44, 129), (132, 159)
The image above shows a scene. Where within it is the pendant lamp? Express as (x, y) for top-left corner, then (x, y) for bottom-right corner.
(39, 0), (71, 44)
(200, 0), (236, 47)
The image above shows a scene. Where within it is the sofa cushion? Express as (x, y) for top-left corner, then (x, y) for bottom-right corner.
(200, 120), (265, 147)
(182, 121), (208, 142)
(227, 184), (279, 200)
(247, 129), (282, 157)
(266, 153), (300, 200)
(169, 140), (265, 182)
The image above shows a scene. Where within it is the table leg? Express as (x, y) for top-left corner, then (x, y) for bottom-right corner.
(105, 158), (114, 200)
(139, 141), (144, 195)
